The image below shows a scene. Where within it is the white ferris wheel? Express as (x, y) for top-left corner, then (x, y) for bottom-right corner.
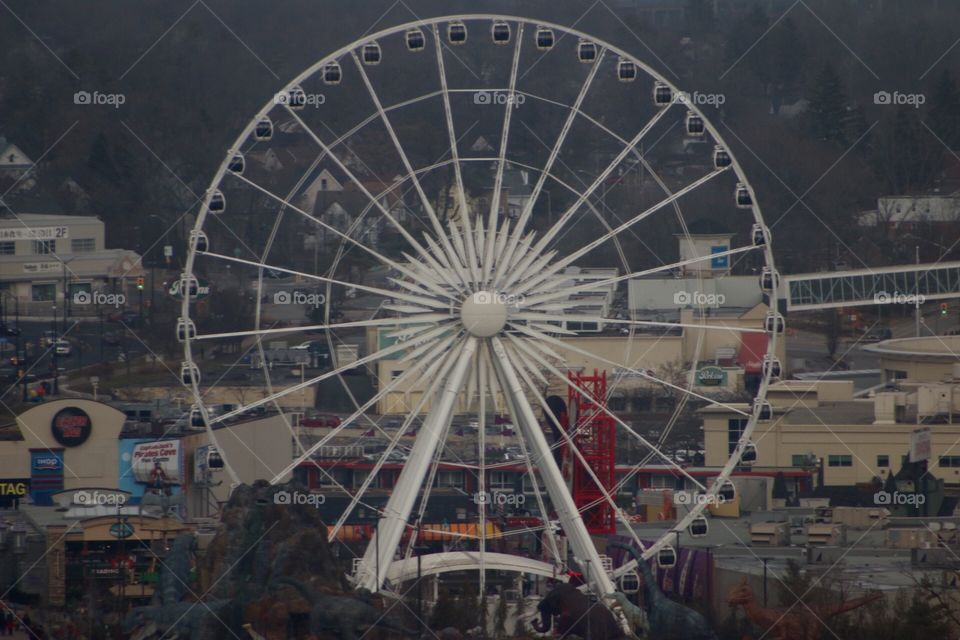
(179, 14), (780, 599)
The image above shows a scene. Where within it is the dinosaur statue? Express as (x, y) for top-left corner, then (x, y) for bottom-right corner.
(123, 534), (231, 639)
(608, 541), (718, 640)
(272, 577), (419, 640)
(531, 582), (625, 640)
(726, 577), (882, 640)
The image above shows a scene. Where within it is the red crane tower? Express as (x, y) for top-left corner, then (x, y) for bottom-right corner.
(567, 370), (616, 534)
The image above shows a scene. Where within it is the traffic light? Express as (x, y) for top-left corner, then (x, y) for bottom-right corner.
(136, 276), (145, 290)
(940, 302), (949, 317)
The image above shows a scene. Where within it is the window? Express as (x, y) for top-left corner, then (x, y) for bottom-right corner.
(71, 238), (95, 252)
(886, 369), (907, 381)
(33, 240), (54, 255)
(609, 395), (626, 411)
(791, 455), (808, 467)
(877, 455), (889, 468)
(649, 474), (679, 489)
(0, 241), (14, 255)
(828, 455), (852, 467)
(435, 470), (463, 489)
(522, 474), (545, 494)
(939, 456), (960, 468)
(353, 469), (374, 489)
(31, 283), (55, 302)
(728, 418), (748, 455)
(489, 471), (514, 491)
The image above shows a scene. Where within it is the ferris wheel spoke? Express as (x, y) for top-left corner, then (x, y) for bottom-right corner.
(283, 108), (461, 289)
(520, 244), (759, 308)
(201, 250), (452, 310)
(504, 343), (649, 552)
(327, 338), (463, 538)
(230, 172), (458, 301)
(524, 102), (675, 266)
(504, 332), (710, 492)
(512, 313), (768, 335)
(210, 324), (453, 426)
(494, 48), (608, 290)
(511, 323), (750, 420)
(193, 314), (449, 342)
(513, 167), (728, 297)
(356, 336), (478, 592)
(489, 337), (614, 594)
(349, 52), (468, 285)
(483, 22), (524, 287)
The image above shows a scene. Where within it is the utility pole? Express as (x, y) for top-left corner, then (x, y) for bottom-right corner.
(915, 245), (921, 337)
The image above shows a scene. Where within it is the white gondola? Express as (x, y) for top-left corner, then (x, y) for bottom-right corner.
(657, 545), (677, 568)
(741, 441), (758, 464)
(752, 223), (768, 246)
(653, 82), (672, 106)
(760, 267), (779, 293)
(190, 405), (204, 427)
(180, 274), (200, 299)
(753, 398), (773, 421)
(287, 85), (307, 110)
(227, 153), (245, 175)
(577, 40), (597, 63)
(207, 446), (224, 470)
(718, 480), (736, 502)
(362, 42), (382, 65)
(492, 21), (510, 44)
(713, 145), (731, 169)
(181, 362), (200, 386)
(176, 317), (196, 343)
(190, 230), (208, 253)
(619, 571), (641, 594)
(617, 58), (637, 81)
(406, 29), (425, 51)
(689, 516), (709, 537)
(765, 311), (785, 335)
(736, 183), (753, 208)
(208, 190), (225, 214)
(762, 354), (782, 379)
(323, 61), (342, 85)
(535, 26), (554, 50)
(448, 21), (467, 44)
(254, 116), (273, 141)
(686, 111), (705, 136)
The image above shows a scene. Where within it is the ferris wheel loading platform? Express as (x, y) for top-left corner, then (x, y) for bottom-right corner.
(781, 261), (960, 312)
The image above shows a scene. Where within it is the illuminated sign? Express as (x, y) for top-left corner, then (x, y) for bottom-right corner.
(0, 479), (29, 496)
(51, 407), (92, 447)
(696, 366), (727, 387)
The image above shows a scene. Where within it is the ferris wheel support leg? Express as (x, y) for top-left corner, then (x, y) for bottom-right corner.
(488, 338), (615, 597)
(355, 336), (478, 593)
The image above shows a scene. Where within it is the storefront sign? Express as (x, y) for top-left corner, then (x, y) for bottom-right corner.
(51, 407), (92, 447)
(1, 226), (68, 241)
(696, 366), (727, 387)
(32, 454), (63, 471)
(23, 262), (61, 274)
(0, 479), (29, 497)
(109, 522), (135, 539)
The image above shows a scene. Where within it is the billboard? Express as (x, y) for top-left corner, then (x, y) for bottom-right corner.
(30, 448), (64, 506)
(118, 439), (184, 504)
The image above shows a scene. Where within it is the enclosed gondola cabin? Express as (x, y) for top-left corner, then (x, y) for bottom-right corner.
(227, 153), (245, 175)
(448, 21), (467, 44)
(653, 82), (672, 106)
(362, 42), (381, 65)
(176, 318), (196, 343)
(208, 191), (225, 214)
(686, 112), (705, 136)
(752, 223), (768, 247)
(191, 230), (208, 253)
(657, 545), (677, 568)
(713, 146), (731, 169)
(689, 516), (709, 537)
(287, 86), (306, 110)
(535, 27), (554, 50)
(577, 40), (597, 63)
(491, 21), (510, 44)
(762, 355), (782, 379)
(617, 59), (637, 82)
(323, 61), (342, 85)
(181, 362), (200, 386)
(406, 29), (425, 51)
(254, 117), (273, 141)
(736, 183), (753, 208)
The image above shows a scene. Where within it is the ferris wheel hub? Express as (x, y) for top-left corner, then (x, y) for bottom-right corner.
(460, 290), (508, 337)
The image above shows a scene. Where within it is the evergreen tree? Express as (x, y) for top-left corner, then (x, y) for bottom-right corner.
(807, 64), (849, 144)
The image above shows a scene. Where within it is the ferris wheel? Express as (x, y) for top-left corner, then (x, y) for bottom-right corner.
(179, 15), (780, 599)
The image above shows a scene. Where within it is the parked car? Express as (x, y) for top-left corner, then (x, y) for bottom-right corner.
(54, 339), (72, 356)
(108, 310), (140, 325)
(0, 322), (20, 337)
(41, 330), (58, 347)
